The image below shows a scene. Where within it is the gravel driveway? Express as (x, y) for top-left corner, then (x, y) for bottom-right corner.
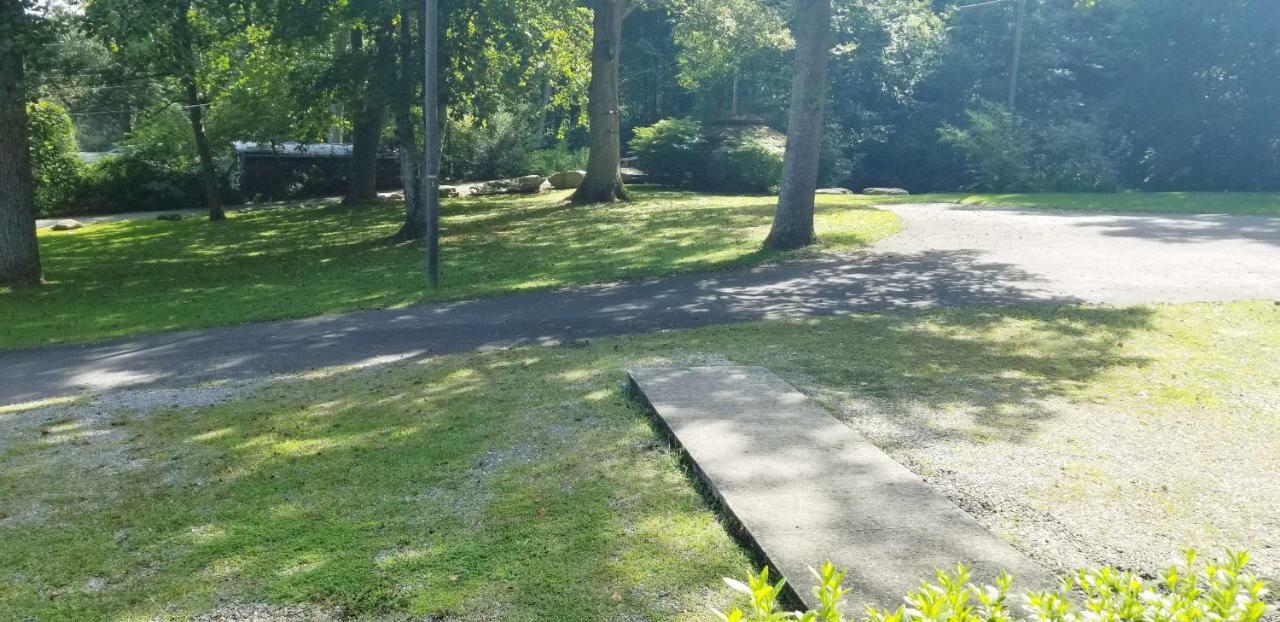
(878, 203), (1280, 305)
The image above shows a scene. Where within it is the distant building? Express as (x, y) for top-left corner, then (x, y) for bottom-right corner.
(232, 142), (400, 199)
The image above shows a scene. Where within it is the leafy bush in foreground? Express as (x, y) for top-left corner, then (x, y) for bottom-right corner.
(714, 550), (1272, 622)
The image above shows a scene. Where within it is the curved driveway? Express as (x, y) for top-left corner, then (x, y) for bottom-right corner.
(3, 204), (1278, 405)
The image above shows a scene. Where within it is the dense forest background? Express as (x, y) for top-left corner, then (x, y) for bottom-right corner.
(24, 0), (1280, 218)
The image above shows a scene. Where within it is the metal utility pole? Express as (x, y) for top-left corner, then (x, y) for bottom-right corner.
(422, 0), (441, 288)
(1008, 0), (1026, 110)
(954, 0), (1028, 112)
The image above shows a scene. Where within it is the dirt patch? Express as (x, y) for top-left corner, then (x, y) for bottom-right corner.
(820, 390), (1280, 582)
(0, 383), (254, 528)
(186, 602), (345, 622)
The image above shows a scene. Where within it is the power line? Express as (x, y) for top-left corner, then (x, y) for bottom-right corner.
(66, 102), (209, 117)
(33, 81), (160, 92)
(953, 0), (1015, 10)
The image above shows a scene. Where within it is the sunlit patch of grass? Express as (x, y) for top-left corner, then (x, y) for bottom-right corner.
(0, 189), (900, 351)
(2, 301), (1275, 618)
(906, 191), (1280, 215)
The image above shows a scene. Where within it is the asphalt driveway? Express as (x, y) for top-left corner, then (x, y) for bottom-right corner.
(3, 203), (1277, 405)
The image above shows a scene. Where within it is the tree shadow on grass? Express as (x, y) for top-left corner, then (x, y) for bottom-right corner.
(0, 294), (1166, 618)
(3, 190), (892, 354)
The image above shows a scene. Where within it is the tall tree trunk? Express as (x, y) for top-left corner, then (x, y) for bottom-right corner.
(344, 26), (388, 205)
(731, 70), (740, 117)
(0, 0), (41, 288)
(346, 101), (386, 204)
(570, 0), (629, 204)
(175, 2), (224, 221)
(184, 77), (224, 221)
(392, 4), (425, 242)
(764, 0), (831, 251)
(422, 0), (443, 287)
(535, 76), (551, 148)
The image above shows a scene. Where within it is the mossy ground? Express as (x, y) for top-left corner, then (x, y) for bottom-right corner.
(2, 301), (1276, 620)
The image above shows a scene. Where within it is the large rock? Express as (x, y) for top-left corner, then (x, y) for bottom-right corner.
(439, 185), (461, 198)
(51, 219), (84, 231)
(513, 175), (547, 193)
(469, 175), (550, 196)
(862, 187), (910, 196)
(620, 168), (650, 184)
(816, 187), (854, 195)
(548, 170), (586, 189)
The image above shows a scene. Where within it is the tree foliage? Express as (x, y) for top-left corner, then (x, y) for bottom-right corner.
(26, 100), (82, 213)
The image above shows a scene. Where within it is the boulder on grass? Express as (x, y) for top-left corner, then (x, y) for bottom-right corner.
(816, 187), (854, 195)
(862, 187), (909, 196)
(51, 219), (84, 231)
(469, 180), (508, 196)
(621, 168), (649, 184)
(513, 175), (548, 193)
(469, 175), (549, 196)
(548, 170), (586, 189)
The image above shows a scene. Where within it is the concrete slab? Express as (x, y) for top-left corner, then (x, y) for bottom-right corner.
(626, 366), (1055, 611)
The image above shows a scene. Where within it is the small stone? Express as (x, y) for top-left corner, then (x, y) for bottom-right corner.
(51, 219), (84, 231)
(862, 187), (910, 196)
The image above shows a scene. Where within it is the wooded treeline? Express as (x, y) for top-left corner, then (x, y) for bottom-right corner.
(3, 0), (1278, 287)
(620, 0), (1280, 194)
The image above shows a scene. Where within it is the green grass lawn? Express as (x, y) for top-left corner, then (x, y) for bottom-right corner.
(0, 189), (899, 351)
(911, 191), (1280, 215)
(3, 300), (1276, 620)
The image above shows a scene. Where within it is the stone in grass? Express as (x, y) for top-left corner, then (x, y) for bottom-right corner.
(548, 170), (586, 189)
(621, 168), (649, 184)
(862, 187), (910, 196)
(51, 219), (84, 231)
(816, 187), (854, 195)
(470, 175), (549, 196)
(156, 213), (185, 222)
(513, 174), (549, 193)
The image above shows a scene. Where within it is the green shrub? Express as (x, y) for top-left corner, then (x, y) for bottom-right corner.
(714, 550), (1273, 622)
(441, 110), (535, 181)
(59, 107), (235, 215)
(27, 100), (83, 216)
(939, 104), (1036, 192)
(69, 155), (210, 215)
(527, 145), (589, 175)
(700, 124), (786, 193)
(629, 117), (704, 185)
(940, 102), (1119, 193)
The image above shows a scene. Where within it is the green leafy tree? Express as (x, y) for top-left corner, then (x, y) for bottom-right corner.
(27, 100), (82, 214)
(85, 0), (247, 220)
(671, 0), (793, 117)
